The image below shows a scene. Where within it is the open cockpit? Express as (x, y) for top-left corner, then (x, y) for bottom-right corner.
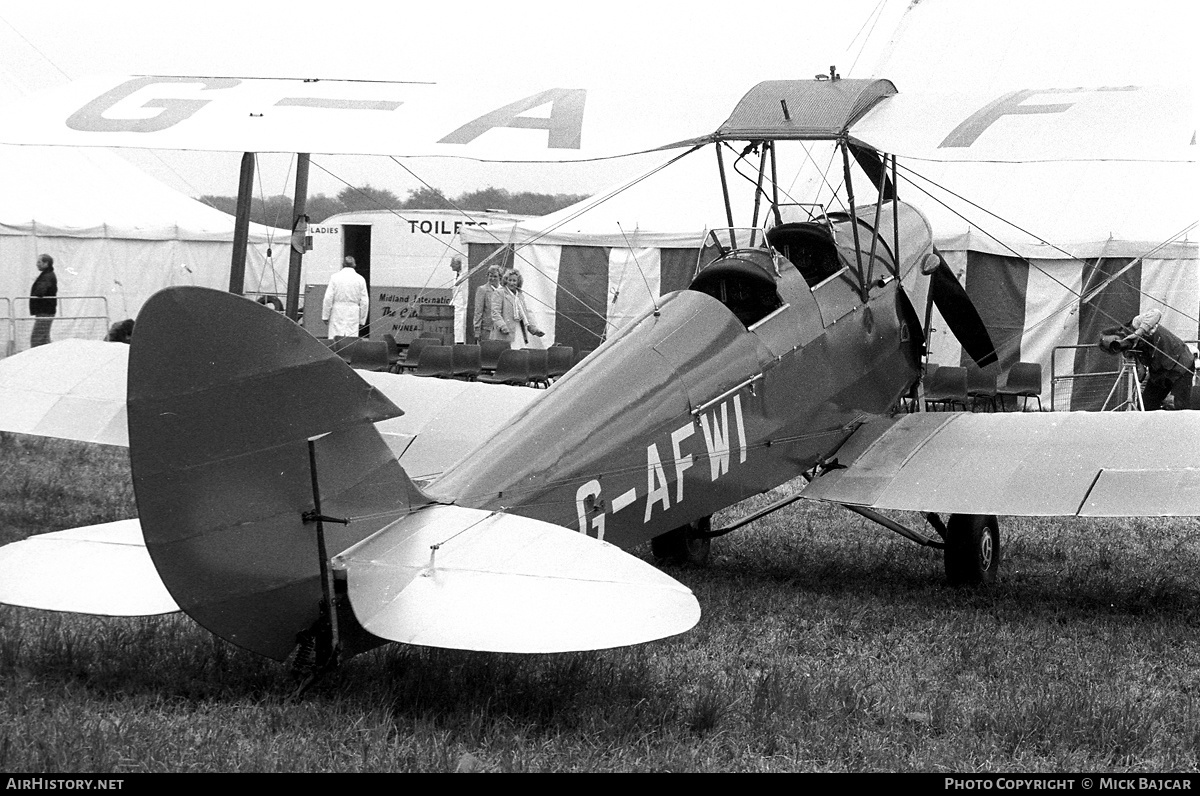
(687, 247), (783, 328)
(764, 221), (845, 288)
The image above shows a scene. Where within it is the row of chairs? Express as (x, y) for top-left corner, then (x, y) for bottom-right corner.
(323, 336), (391, 371)
(924, 362), (1043, 412)
(323, 333), (474, 373)
(323, 332), (595, 387)
(409, 344), (589, 387)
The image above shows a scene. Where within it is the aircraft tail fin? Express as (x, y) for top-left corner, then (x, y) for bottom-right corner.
(128, 287), (423, 661)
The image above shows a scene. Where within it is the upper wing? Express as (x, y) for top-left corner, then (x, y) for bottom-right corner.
(0, 75), (735, 161)
(3, 76), (1190, 165)
(849, 85), (1195, 164)
(802, 411), (1200, 517)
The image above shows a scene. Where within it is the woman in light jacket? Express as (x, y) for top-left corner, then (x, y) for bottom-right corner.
(490, 270), (543, 348)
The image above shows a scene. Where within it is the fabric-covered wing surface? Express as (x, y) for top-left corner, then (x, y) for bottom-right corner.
(0, 519), (177, 615)
(334, 504), (700, 653)
(0, 340), (537, 480)
(0, 75), (738, 160)
(848, 86), (1195, 163)
(802, 412), (1200, 517)
(359, 372), (538, 480)
(0, 339), (128, 446)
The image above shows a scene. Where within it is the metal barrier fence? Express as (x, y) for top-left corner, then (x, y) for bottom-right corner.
(0, 298), (12, 357)
(1051, 342), (1199, 411)
(8, 296), (110, 356)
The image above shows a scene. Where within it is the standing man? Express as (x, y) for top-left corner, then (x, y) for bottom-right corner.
(472, 265), (503, 343)
(29, 253), (57, 348)
(322, 255), (369, 338)
(449, 256), (468, 344)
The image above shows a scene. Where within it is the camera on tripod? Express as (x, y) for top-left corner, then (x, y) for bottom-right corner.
(1098, 333), (1134, 355)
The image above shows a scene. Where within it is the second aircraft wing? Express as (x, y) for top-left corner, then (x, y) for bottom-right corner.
(802, 411), (1200, 517)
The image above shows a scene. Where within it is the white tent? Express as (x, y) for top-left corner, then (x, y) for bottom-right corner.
(0, 145), (287, 354)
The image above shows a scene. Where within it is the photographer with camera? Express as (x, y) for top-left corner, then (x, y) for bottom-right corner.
(1099, 308), (1195, 410)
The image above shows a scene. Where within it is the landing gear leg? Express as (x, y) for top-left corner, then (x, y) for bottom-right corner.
(943, 513), (1000, 586)
(651, 516), (712, 566)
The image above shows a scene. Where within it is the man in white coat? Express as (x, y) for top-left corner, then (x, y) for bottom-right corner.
(449, 256), (468, 344)
(322, 256), (369, 337)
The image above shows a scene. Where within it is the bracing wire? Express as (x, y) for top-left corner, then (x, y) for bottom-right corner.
(895, 160), (1199, 370)
(616, 222), (660, 315)
(898, 160), (1199, 329)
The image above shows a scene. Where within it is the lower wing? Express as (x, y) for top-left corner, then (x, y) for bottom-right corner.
(802, 411), (1200, 517)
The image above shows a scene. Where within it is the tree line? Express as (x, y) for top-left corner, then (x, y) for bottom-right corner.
(199, 185), (588, 229)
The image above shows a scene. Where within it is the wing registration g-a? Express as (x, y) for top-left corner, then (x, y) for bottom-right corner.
(0, 74), (740, 161)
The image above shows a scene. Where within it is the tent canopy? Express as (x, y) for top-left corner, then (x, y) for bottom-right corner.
(0, 145), (279, 241)
(0, 145), (285, 344)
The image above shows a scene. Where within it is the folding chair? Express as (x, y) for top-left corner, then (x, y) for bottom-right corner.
(400, 337), (433, 371)
(997, 362), (1044, 411)
(479, 339), (510, 373)
(478, 349), (529, 386)
(451, 344), (482, 381)
(383, 334), (402, 372)
(349, 339), (390, 372)
(411, 345), (454, 378)
(546, 345), (575, 382)
(966, 363), (999, 412)
(924, 365), (968, 411)
(525, 348), (549, 388)
(329, 336), (356, 362)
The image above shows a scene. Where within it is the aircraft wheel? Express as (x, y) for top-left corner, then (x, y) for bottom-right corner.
(943, 514), (1000, 586)
(651, 516), (712, 566)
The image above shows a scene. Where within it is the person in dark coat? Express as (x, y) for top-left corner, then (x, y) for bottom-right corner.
(104, 319), (135, 344)
(29, 254), (57, 348)
(1100, 308), (1195, 410)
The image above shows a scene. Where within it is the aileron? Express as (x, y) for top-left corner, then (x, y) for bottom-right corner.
(805, 412), (1200, 517)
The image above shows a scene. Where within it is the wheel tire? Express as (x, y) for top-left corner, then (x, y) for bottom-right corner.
(651, 516), (712, 566)
(943, 514), (1000, 586)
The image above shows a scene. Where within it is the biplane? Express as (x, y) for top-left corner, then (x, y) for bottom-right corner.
(0, 74), (1195, 673)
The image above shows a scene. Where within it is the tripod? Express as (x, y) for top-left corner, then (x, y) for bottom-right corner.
(1101, 352), (1144, 411)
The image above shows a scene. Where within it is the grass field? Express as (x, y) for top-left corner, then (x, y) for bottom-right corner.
(1, 432), (1199, 772)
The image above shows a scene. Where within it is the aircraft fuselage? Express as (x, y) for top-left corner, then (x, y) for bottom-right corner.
(428, 219), (926, 550)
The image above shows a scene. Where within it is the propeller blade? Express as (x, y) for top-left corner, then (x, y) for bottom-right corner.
(335, 505), (701, 653)
(928, 258), (998, 368)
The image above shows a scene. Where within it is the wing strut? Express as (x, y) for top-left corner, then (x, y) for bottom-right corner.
(229, 152), (255, 294)
(285, 153), (311, 321)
